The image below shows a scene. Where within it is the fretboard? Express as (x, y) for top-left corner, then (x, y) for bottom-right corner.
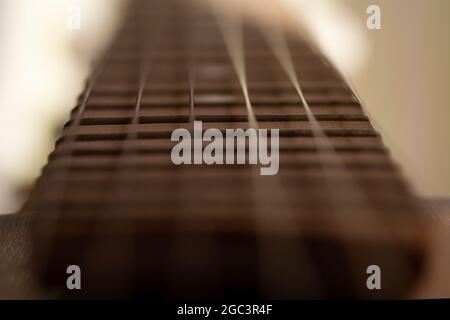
(26, 0), (428, 299)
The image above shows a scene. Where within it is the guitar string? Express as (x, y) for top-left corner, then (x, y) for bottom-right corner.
(166, 2), (225, 296)
(80, 1), (169, 295)
(34, 56), (107, 279)
(212, 0), (324, 297)
(261, 4), (391, 295)
(263, 4), (387, 228)
(187, 14), (198, 124)
(213, 0), (257, 127)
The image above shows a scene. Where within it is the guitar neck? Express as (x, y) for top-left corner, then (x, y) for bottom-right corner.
(26, 0), (428, 299)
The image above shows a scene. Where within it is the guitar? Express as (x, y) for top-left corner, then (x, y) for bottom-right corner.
(25, 0), (429, 299)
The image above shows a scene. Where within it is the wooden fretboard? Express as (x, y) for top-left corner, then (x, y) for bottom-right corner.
(26, 0), (428, 299)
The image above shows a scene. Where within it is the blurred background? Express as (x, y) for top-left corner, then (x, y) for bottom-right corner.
(0, 0), (449, 214)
